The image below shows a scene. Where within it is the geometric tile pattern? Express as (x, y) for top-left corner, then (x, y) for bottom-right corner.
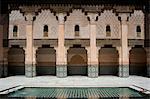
(56, 65), (67, 77)
(88, 65), (98, 77)
(8, 87), (144, 98)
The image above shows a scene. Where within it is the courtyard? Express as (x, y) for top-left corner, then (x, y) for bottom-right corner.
(0, 76), (150, 94)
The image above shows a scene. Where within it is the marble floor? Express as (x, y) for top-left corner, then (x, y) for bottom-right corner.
(0, 76), (150, 94)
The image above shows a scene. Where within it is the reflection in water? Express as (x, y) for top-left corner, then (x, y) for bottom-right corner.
(8, 87), (146, 99)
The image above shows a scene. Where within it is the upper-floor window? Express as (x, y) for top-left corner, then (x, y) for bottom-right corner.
(75, 25), (80, 36)
(43, 25), (48, 37)
(106, 25), (111, 37)
(13, 25), (18, 37)
(136, 25), (141, 37)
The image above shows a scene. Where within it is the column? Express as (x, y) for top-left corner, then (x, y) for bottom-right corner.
(23, 47), (37, 77)
(56, 13), (67, 77)
(145, 6), (150, 77)
(117, 46), (131, 77)
(25, 13), (35, 77)
(119, 14), (129, 77)
(0, 25), (3, 77)
(87, 13), (98, 78)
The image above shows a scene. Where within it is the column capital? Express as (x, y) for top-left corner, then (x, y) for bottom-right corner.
(56, 13), (67, 24)
(119, 13), (130, 24)
(24, 13), (35, 25)
(19, 6), (41, 22)
(87, 13), (98, 24)
(25, 13), (35, 22)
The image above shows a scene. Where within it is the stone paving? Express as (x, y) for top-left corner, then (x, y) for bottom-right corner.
(0, 76), (150, 94)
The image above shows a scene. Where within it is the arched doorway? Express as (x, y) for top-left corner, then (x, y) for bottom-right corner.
(8, 47), (25, 76)
(99, 46), (119, 75)
(36, 47), (56, 75)
(129, 47), (147, 76)
(67, 46), (87, 76)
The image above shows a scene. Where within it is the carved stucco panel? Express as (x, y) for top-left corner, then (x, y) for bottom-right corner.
(128, 10), (144, 39)
(96, 10), (121, 39)
(33, 10), (58, 39)
(65, 9), (90, 39)
(9, 10), (26, 39)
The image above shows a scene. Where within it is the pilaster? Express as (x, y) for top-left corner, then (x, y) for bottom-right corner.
(87, 13), (99, 77)
(20, 6), (40, 77)
(55, 13), (67, 77)
(25, 14), (35, 77)
(119, 13), (130, 77)
(55, 47), (68, 78)
(56, 13), (66, 65)
(117, 46), (130, 77)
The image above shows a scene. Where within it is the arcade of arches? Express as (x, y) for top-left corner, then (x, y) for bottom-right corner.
(0, 1), (149, 78)
(7, 45), (147, 77)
